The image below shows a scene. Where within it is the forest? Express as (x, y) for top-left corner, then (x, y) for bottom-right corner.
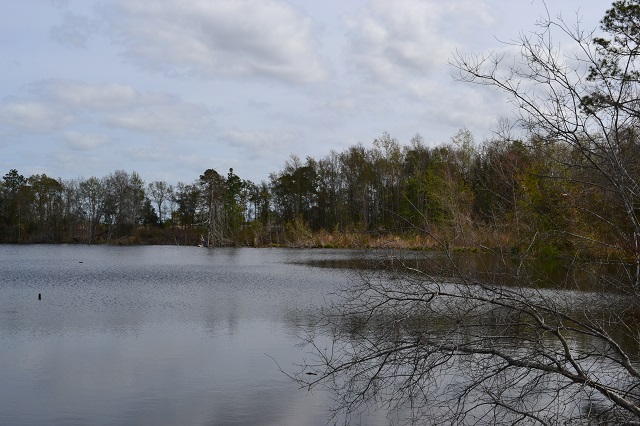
(0, 123), (634, 261)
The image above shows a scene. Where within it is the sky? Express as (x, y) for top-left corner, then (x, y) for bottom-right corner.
(0, 0), (610, 185)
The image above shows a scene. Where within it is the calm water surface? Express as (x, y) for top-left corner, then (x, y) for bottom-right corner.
(0, 245), (385, 426)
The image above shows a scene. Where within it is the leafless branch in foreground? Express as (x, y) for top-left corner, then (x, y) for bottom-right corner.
(293, 253), (640, 425)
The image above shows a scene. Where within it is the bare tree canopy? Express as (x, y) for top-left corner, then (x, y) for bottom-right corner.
(295, 254), (640, 424)
(293, 1), (640, 424)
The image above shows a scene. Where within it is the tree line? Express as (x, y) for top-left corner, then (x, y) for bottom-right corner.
(295, 0), (640, 424)
(0, 121), (635, 260)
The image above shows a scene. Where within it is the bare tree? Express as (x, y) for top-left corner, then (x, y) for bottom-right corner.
(294, 249), (640, 425)
(148, 180), (174, 225)
(452, 0), (640, 277)
(292, 2), (640, 424)
(79, 176), (106, 243)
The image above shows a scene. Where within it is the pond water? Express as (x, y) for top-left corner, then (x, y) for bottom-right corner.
(0, 245), (388, 426)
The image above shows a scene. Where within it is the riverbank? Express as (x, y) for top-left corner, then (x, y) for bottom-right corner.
(6, 223), (625, 262)
(126, 225), (582, 260)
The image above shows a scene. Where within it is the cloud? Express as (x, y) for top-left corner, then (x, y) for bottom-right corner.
(224, 129), (296, 152)
(32, 79), (172, 111)
(61, 130), (110, 150)
(222, 129), (302, 165)
(105, 103), (214, 137)
(0, 79), (215, 142)
(346, 0), (493, 85)
(346, 0), (451, 83)
(0, 100), (75, 133)
(101, 0), (328, 84)
(122, 144), (170, 162)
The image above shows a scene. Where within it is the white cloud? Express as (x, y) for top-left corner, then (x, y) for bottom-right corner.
(221, 129), (304, 169)
(123, 144), (169, 162)
(32, 79), (172, 111)
(0, 100), (75, 132)
(224, 129), (296, 152)
(102, 0), (329, 84)
(5, 79), (216, 139)
(105, 102), (214, 137)
(346, 0), (494, 85)
(346, 0), (450, 83)
(0, 78), (217, 170)
(61, 130), (109, 150)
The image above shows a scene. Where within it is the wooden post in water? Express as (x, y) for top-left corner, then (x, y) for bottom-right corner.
(38, 293), (41, 300)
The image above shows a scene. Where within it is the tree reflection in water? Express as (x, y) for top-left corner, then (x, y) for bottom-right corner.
(292, 251), (640, 425)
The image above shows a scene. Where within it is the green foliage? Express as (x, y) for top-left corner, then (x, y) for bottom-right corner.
(270, 155), (318, 227)
(0, 123), (634, 258)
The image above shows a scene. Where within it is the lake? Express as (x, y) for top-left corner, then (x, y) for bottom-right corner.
(4, 245), (636, 425)
(0, 245), (392, 426)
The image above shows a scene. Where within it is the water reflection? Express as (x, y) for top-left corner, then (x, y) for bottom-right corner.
(293, 250), (640, 424)
(299, 249), (639, 293)
(4, 245), (636, 425)
(0, 245), (392, 426)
